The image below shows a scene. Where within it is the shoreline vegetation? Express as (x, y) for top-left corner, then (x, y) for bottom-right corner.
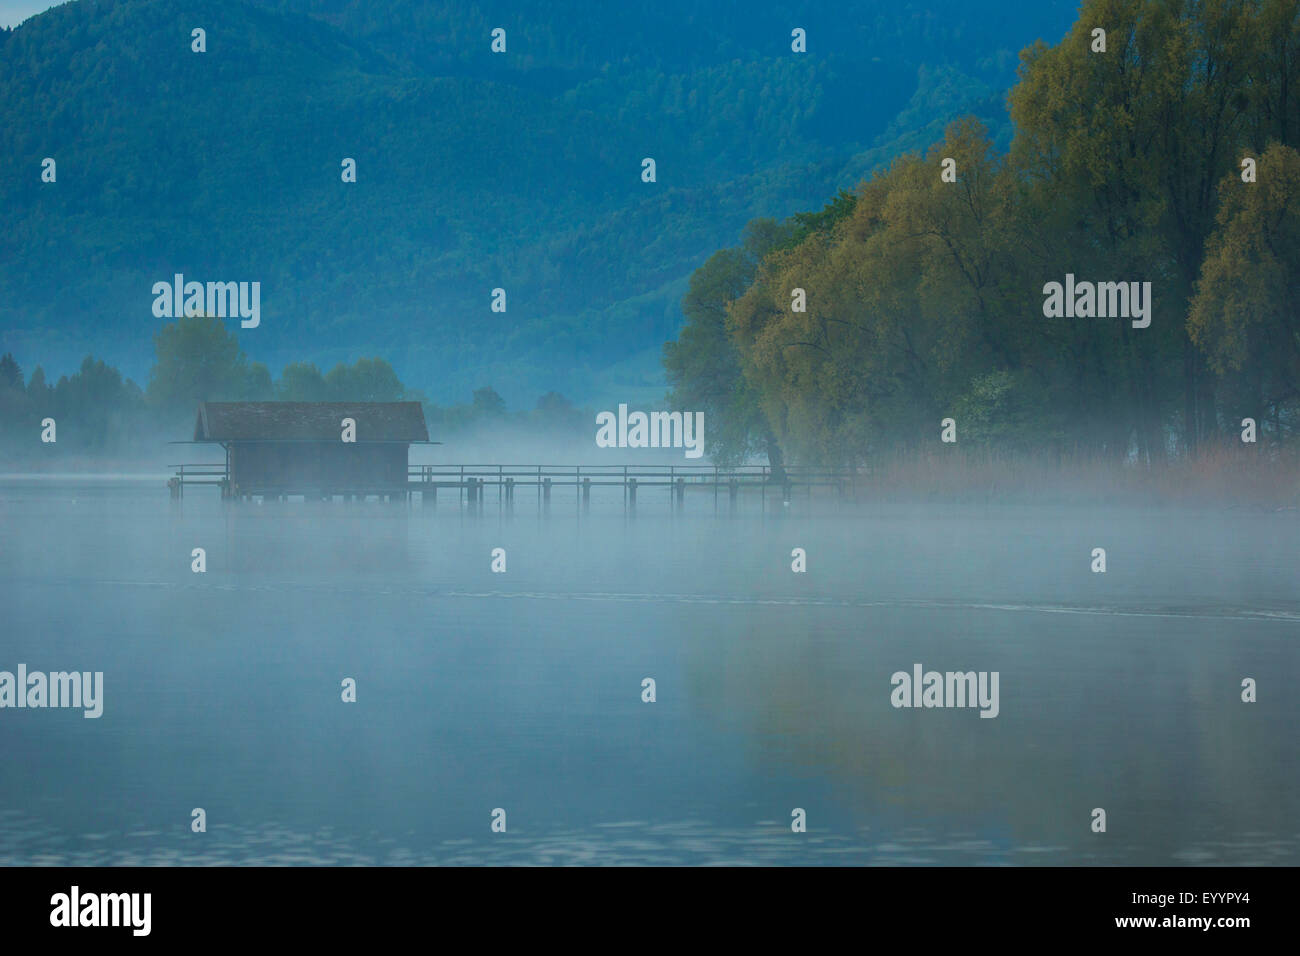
(859, 444), (1300, 509)
(662, 2), (1300, 488)
(0, 329), (594, 472)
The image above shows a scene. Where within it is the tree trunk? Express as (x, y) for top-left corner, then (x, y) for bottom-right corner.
(1183, 341), (1200, 458)
(764, 430), (787, 484)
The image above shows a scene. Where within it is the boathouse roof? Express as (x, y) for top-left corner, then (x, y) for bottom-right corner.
(194, 402), (430, 442)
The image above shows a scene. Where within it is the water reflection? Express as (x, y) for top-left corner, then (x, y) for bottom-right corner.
(1, 480), (1296, 865)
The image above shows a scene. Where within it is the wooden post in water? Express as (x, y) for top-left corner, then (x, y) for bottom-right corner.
(582, 477), (591, 511)
(675, 477), (685, 510)
(627, 477), (637, 512)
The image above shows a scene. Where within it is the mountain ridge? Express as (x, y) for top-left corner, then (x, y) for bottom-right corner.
(0, 0), (1077, 406)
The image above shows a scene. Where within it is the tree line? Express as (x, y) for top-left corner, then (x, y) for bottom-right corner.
(665, 0), (1300, 469)
(0, 315), (587, 459)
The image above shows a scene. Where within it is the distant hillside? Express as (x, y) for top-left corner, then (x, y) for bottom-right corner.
(0, 0), (1076, 406)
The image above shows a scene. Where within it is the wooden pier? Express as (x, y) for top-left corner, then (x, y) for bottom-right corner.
(169, 462), (861, 511)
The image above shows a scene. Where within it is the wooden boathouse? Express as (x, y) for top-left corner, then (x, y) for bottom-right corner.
(175, 401), (431, 500)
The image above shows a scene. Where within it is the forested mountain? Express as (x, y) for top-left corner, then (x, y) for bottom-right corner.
(0, 0), (1076, 406)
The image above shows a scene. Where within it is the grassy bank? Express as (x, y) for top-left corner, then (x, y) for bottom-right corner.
(855, 443), (1300, 509)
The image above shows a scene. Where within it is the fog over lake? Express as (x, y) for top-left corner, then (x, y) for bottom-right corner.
(2, 477), (1296, 865)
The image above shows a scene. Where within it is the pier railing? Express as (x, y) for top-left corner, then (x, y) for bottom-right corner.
(166, 463), (228, 500)
(168, 462), (862, 506)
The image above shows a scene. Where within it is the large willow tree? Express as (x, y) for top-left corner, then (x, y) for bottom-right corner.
(666, 0), (1300, 466)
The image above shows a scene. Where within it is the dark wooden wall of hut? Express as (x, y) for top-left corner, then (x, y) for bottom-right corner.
(228, 442), (409, 493)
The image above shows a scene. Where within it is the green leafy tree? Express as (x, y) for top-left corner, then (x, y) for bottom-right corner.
(663, 218), (792, 471)
(1008, 0), (1269, 455)
(147, 315), (256, 409)
(1190, 142), (1300, 436)
(324, 357), (405, 402)
(727, 122), (1032, 465)
(278, 361), (330, 401)
(471, 386), (507, 418)
(52, 356), (144, 451)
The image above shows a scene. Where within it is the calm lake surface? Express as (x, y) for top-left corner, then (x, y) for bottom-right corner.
(1, 476), (1297, 865)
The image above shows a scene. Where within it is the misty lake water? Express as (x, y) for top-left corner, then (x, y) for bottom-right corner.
(1, 476), (1296, 865)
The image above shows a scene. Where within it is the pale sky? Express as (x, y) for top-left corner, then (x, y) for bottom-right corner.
(1, 1), (61, 29)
